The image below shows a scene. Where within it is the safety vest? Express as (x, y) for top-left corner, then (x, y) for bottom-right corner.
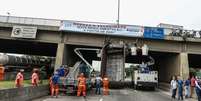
(78, 77), (86, 86)
(32, 72), (39, 84)
(0, 66), (4, 80)
(103, 78), (109, 86)
(15, 72), (24, 85)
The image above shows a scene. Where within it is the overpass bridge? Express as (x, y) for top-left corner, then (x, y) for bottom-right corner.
(0, 15), (201, 83)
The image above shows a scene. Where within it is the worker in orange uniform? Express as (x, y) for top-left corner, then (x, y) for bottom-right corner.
(15, 69), (24, 88)
(51, 71), (60, 98)
(32, 68), (39, 86)
(49, 76), (53, 95)
(0, 64), (4, 81)
(77, 73), (86, 97)
(103, 75), (109, 95)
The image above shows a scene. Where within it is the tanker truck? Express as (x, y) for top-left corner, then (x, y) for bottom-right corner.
(0, 54), (54, 80)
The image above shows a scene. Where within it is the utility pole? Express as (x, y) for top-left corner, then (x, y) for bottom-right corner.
(6, 12), (10, 22)
(117, 0), (120, 27)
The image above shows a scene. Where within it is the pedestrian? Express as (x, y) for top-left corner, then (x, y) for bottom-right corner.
(191, 75), (196, 98)
(103, 75), (109, 95)
(51, 71), (60, 98)
(15, 69), (24, 88)
(177, 76), (184, 100)
(77, 73), (86, 97)
(195, 77), (201, 101)
(185, 77), (191, 98)
(170, 76), (177, 99)
(32, 68), (39, 87)
(95, 75), (102, 95)
(0, 64), (4, 81)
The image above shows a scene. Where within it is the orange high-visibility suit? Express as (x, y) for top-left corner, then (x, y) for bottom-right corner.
(77, 74), (86, 96)
(15, 72), (24, 88)
(103, 77), (109, 95)
(0, 65), (4, 81)
(32, 72), (39, 86)
(49, 77), (53, 95)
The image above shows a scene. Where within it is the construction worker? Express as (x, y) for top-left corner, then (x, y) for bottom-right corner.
(32, 68), (39, 86)
(0, 64), (4, 81)
(49, 75), (53, 96)
(15, 69), (24, 88)
(77, 73), (86, 97)
(51, 71), (60, 98)
(103, 75), (109, 95)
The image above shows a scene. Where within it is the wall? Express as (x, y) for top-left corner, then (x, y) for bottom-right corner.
(157, 53), (180, 82)
(0, 85), (49, 101)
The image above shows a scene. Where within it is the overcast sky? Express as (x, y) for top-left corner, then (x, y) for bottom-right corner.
(0, 0), (200, 30)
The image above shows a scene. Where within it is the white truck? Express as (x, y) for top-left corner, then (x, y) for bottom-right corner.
(130, 44), (158, 90)
(134, 69), (158, 90)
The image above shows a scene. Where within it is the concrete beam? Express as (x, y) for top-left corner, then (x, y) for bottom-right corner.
(0, 22), (59, 31)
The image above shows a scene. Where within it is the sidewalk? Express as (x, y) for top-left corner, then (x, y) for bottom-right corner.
(158, 89), (196, 101)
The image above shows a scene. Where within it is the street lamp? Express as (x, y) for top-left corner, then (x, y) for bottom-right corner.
(6, 12), (10, 22)
(117, 0), (120, 27)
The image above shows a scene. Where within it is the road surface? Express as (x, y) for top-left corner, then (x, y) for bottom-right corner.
(33, 89), (195, 101)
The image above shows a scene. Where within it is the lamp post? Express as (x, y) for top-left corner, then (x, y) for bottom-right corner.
(117, 0), (120, 27)
(6, 12), (10, 22)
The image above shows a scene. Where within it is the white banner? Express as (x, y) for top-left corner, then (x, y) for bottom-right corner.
(11, 26), (37, 39)
(60, 21), (144, 37)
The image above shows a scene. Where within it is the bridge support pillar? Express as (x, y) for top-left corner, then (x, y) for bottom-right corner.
(179, 52), (189, 80)
(54, 43), (66, 71)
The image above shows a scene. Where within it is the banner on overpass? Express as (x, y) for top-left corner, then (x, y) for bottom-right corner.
(60, 20), (144, 37)
(143, 27), (164, 39)
(11, 26), (37, 39)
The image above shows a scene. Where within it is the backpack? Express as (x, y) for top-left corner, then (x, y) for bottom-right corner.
(52, 74), (60, 85)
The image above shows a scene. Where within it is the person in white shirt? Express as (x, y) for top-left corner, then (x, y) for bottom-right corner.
(195, 77), (201, 101)
(170, 76), (177, 99)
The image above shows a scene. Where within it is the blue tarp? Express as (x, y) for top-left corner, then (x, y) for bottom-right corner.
(144, 27), (164, 39)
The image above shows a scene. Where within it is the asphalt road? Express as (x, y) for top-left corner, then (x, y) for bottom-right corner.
(33, 89), (195, 101)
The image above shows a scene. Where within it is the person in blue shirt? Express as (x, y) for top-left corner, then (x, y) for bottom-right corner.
(51, 71), (60, 98)
(185, 78), (191, 98)
(177, 76), (184, 100)
(95, 75), (102, 95)
(58, 65), (65, 77)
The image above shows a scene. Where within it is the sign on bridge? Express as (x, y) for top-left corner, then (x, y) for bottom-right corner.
(60, 20), (144, 37)
(11, 26), (37, 39)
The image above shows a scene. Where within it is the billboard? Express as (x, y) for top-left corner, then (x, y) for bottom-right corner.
(60, 20), (144, 37)
(11, 26), (37, 39)
(144, 27), (164, 39)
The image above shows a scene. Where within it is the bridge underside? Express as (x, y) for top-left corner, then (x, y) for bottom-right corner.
(0, 39), (57, 56)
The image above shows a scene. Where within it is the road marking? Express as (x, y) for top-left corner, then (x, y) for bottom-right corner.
(99, 98), (103, 101)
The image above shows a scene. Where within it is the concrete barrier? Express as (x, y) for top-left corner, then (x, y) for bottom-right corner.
(0, 85), (49, 101)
